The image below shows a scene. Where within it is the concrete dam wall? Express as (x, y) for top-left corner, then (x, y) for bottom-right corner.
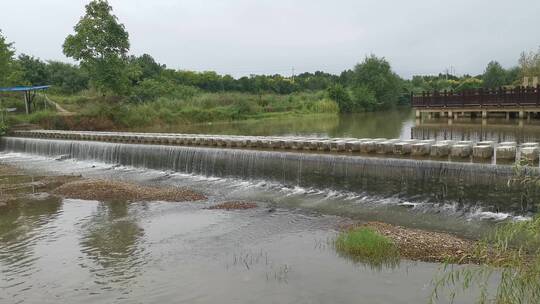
(2, 133), (539, 212)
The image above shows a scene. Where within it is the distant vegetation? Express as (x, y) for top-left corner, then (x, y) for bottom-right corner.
(1, 0), (539, 130)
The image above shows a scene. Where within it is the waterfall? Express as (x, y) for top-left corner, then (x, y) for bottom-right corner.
(1, 136), (538, 211)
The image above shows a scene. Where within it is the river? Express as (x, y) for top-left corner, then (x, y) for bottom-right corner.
(2, 110), (534, 303)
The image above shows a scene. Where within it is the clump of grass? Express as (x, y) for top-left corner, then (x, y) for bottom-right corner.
(335, 227), (400, 269)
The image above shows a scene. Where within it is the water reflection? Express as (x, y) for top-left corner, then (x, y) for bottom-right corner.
(132, 110), (414, 139)
(334, 245), (401, 272)
(133, 110), (540, 145)
(0, 196), (62, 289)
(412, 118), (540, 143)
(79, 201), (147, 287)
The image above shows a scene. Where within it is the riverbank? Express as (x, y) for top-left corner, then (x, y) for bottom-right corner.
(3, 91), (340, 131)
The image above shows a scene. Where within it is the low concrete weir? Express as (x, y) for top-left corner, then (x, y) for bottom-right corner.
(2, 135), (540, 210)
(10, 130), (540, 165)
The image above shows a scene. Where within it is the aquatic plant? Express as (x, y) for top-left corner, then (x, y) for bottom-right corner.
(334, 227), (399, 269)
(432, 215), (540, 303)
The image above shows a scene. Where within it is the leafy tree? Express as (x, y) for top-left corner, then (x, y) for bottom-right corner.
(353, 55), (402, 108)
(17, 54), (49, 85)
(455, 77), (483, 92)
(327, 83), (352, 113)
(519, 47), (540, 80)
(128, 54), (165, 83)
(482, 61), (507, 88)
(63, 0), (130, 95)
(0, 30), (19, 86)
(505, 66), (521, 85)
(46, 61), (89, 93)
(351, 85), (377, 111)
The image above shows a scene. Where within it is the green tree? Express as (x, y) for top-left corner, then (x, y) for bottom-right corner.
(0, 30), (20, 86)
(63, 0), (130, 95)
(128, 54), (165, 83)
(327, 83), (353, 113)
(353, 55), (402, 108)
(482, 61), (507, 88)
(519, 47), (540, 81)
(455, 77), (483, 92)
(351, 85), (377, 111)
(17, 54), (49, 86)
(46, 61), (89, 93)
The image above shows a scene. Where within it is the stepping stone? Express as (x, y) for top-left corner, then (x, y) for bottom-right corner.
(377, 139), (400, 154)
(331, 140), (347, 151)
(430, 143), (451, 157)
(451, 144), (473, 158)
(521, 147), (539, 162)
(318, 140), (332, 151)
(455, 140), (473, 146)
(476, 141), (495, 147)
(360, 141), (377, 153)
(345, 140), (362, 152)
(393, 142), (414, 155)
(496, 145), (517, 160)
(473, 145), (494, 159)
(411, 142), (432, 156)
(521, 142), (539, 148)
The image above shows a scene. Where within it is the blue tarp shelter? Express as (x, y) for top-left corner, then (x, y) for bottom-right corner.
(0, 85), (51, 114)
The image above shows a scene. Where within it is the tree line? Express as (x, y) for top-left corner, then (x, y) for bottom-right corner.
(1, 0), (539, 114)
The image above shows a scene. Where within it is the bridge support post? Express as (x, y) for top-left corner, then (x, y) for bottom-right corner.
(519, 110), (525, 119)
(506, 112), (510, 120)
(415, 110), (421, 119)
(482, 110), (487, 119)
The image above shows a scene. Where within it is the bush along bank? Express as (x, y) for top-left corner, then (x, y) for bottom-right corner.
(8, 91), (339, 131)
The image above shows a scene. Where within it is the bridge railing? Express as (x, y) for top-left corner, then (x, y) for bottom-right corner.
(412, 85), (540, 108)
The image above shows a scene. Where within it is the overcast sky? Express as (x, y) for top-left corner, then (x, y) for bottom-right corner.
(1, 0), (539, 78)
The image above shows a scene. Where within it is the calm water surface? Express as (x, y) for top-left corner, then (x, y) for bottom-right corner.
(137, 110), (540, 143)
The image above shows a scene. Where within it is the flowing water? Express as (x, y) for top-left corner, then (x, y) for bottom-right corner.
(2, 111), (539, 303)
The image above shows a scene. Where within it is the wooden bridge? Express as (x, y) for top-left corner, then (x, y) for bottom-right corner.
(412, 86), (540, 119)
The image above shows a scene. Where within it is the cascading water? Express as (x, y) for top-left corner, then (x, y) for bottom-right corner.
(2, 136), (539, 217)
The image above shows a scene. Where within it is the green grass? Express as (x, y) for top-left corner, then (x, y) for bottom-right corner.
(335, 227), (400, 269)
(1, 89), (339, 131)
(35, 90), (339, 130)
